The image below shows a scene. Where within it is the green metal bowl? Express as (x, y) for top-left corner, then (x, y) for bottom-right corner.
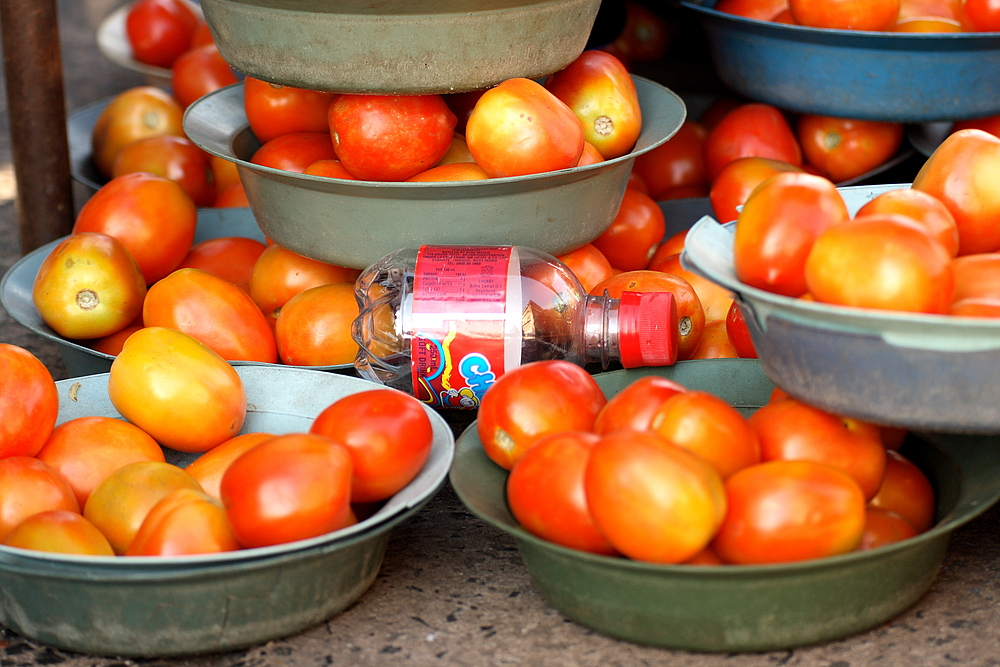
(0, 366), (454, 657)
(198, 0), (600, 95)
(183, 78), (686, 270)
(449, 359), (1000, 652)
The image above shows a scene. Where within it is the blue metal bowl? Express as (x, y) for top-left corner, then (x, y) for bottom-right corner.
(681, 0), (1000, 122)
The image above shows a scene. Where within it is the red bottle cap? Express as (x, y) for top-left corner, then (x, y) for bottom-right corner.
(618, 290), (679, 368)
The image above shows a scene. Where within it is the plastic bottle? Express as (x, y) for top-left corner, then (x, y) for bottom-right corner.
(352, 245), (679, 409)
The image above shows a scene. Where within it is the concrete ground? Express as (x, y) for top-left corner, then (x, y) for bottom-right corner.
(3, 1), (1000, 665)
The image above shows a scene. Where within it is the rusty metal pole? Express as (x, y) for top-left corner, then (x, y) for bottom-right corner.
(1, 0), (75, 254)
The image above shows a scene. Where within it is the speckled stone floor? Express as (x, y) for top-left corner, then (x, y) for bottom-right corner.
(2, 2), (1000, 665)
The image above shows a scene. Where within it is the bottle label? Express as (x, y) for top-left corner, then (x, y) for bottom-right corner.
(409, 246), (520, 409)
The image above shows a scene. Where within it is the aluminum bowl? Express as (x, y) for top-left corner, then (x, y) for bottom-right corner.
(0, 366), (454, 657)
(198, 0), (600, 95)
(449, 360), (1000, 651)
(681, 0), (1000, 122)
(681, 184), (1000, 434)
(0, 208), (355, 377)
(184, 78), (686, 270)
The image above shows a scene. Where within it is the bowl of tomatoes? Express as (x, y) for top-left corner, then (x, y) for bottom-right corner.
(450, 360), (1000, 651)
(0, 364), (454, 657)
(183, 77), (687, 270)
(681, 182), (1000, 433)
(680, 0), (1000, 122)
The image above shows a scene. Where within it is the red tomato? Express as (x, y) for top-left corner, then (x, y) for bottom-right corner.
(631, 120), (709, 201)
(650, 390), (760, 479)
(170, 43), (239, 109)
(183, 432), (275, 501)
(577, 141), (606, 166)
(220, 433), (354, 548)
(405, 162), (490, 182)
(591, 188), (666, 271)
(857, 507), (919, 551)
(125, 0), (199, 68)
(73, 172), (197, 285)
(506, 431), (617, 555)
(143, 268), (278, 363)
(2, 510), (114, 556)
(329, 94), (456, 181)
(126, 487), (240, 556)
(303, 159), (359, 180)
(443, 90), (485, 135)
(648, 253), (734, 323)
(177, 236), (268, 290)
(544, 50), (641, 160)
(748, 397), (887, 500)
(608, 3), (671, 62)
(0, 457), (80, 542)
(855, 187), (960, 258)
(466, 78), (584, 178)
(712, 460), (867, 564)
(251, 132), (338, 174)
(90, 86), (185, 179)
(952, 114), (1000, 138)
(804, 213), (955, 314)
(709, 156), (804, 224)
(584, 430), (727, 564)
(593, 374), (687, 435)
(725, 300), (758, 358)
(912, 129), (1000, 255)
(869, 449), (936, 533)
(243, 76), (337, 144)
(790, 0), (901, 28)
(558, 244), (616, 295)
(477, 360), (607, 471)
(733, 172), (849, 297)
(310, 389), (433, 503)
(896, 0), (973, 26)
(796, 115), (904, 183)
(703, 103), (802, 181)
(965, 0), (1000, 29)
(111, 134), (216, 207)
(952, 253), (1000, 304)
(0, 345), (59, 459)
(716, 0), (790, 19)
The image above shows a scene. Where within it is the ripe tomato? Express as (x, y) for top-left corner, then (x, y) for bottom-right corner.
(594, 374), (687, 435)
(716, 0), (790, 19)
(220, 433), (354, 548)
(912, 129), (1000, 255)
(125, 0), (199, 68)
(712, 460), (867, 564)
(703, 103), (802, 181)
(0, 345), (58, 459)
(855, 187), (960, 257)
(858, 507), (919, 551)
(869, 449), (936, 533)
(591, 188), (666, 271)
(73, 172), (197, 285)
(210, 154), (241, 192)
(631, 120), (709, 201)
(591, 270), (706, 360)
(90, 86), (185, 179)
(544, 50), (641, 160)
(506, 431), (617, 555)
(143, 268), (278, 363)
(476, 360), (607, 470)
(805, 213), (955, 314)
(87, 316), (144, 357)
(83, 460), (202, 554)
(183, 432), (274, 501)
(435, 133), (475, 165)
(790, 0), (901, 28)
(650, 390), (760, 479)
(466, 78), (584, 178)
(608, 3), (671, 62)
(443, 90), (485, 135)
(748, 397), (887, 500)
(584, 431), (726, 564)
(126, 487), (240, 556)
(303, 159), (360, 180)
(309, 389), (434, 503)
(896, 0), (973, 26)
(251, 132), (338, 173)
(329, 94), (456, 181)
(557, 243), (615, 294)
(177, 236), (267, 291)
(108, 327), (247, 453)
(170, 43), (239, 109)
(36, 416), (165, 508)
(725, 300), (758, 358)
(111, 134), (216, 207)
(32, 232), (147, 340)
(273, 282), (358, 366)
(405, 162), (490, 182)
(214, 182), (250, 208)
(892, 15), (964, 29)
(248, 243), (360, 326)
(648, 252), (734, 322)
(709, 157), (805, 224)
(952, 253), (1000, 304)
(577, 142), (606, 166)
(733, 172), (850, 297)
(0, 457), (79, 542)
(952, 113), (1000, 138)
(796, 115), (904, 183)
(686, 320), (739, 359)
(243, 76), (337, 144)
(965, 0), (1000, 29)
(2, 510), (114, 556)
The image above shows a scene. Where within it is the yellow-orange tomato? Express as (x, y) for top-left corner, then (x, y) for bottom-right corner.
(36, 415), (165, 508)
(0, 344), (60, 459)
(790, 0), (900, 29)
(183, 432), (275, 501)
(435, 133), (475, 165)
(143, 268), (278, 363)
(687, 320), (740, 359)
(126, 487), (241, 556)
(405, 162), (490, 182)
(108, 327), (247, 453)
(274, 283), (359, 366)
(3, 510), (114, 556)
(249, 244), (361, 326)
(176, 236), (267, 291)
(855, 188), (960, 258)
(557, 243), (615, 294)
(90, 86), (185, 179)
(87, 316), (144, 356)
(83, 460), (202, 554)
(648, 253), (734, 323)
(0, 457), (80, 542)
(32, 232), (147, 340)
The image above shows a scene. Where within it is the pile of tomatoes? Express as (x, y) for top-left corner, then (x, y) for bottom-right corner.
(0, 341), (434, 557)
(477, 359), (933, 565)
(715, 0), (1000, 32)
